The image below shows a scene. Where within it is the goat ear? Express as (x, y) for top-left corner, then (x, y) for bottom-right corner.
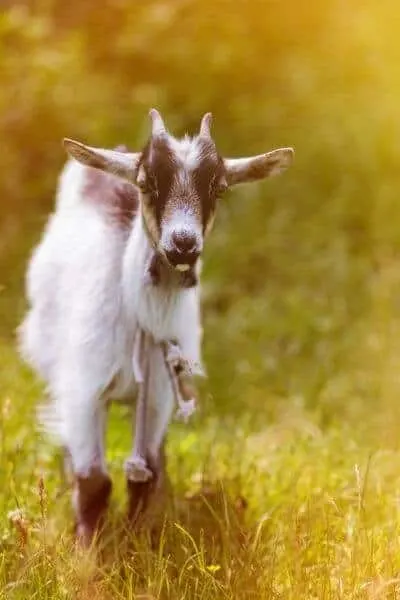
(224, 147), (294, 186)
(63, 138), (141, 181)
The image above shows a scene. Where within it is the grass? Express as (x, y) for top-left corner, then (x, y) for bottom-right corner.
(2, 196), (400, 599)
(3, 336), (400, 600)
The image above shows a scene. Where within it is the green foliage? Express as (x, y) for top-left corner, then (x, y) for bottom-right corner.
(2, 0), (400, 597)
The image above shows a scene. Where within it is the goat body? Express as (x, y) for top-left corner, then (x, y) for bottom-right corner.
(19, 109), (293, 544)
(20, 157), (202, 542)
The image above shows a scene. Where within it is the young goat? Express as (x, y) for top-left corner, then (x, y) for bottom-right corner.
(19, 109), (293, 545)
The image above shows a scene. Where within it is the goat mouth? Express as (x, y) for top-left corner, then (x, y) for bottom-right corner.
(174, 264), (191, 272)
(164, 249), (200, 271)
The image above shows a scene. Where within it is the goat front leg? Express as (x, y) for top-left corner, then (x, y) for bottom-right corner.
(162, 340), (199, 422)
(61, 394), (111, 547)
(125, 328), (153, 483)
(126, 343), (175, 526)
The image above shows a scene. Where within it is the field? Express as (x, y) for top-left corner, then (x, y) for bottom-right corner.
(2, 1), (400, 598)
(3, 200), (400, 600)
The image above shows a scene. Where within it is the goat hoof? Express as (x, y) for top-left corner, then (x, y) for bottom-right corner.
(75, 521), (96, 548)
(126, 452), (165, 525)
(125, 456), (153, 482)
(73, 471), (112, 548)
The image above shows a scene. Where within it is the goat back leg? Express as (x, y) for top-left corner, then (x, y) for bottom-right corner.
(61, 394), (111, 547)
(74, 468), (112, 547)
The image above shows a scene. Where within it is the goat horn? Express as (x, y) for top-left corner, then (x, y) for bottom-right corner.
(199, 112), (213, 138)
(149, 108), (167, 136)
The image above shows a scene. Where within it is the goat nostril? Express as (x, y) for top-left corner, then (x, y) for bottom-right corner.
(171, 231), (197, 254)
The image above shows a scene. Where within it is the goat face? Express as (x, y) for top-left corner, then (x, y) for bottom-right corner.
(136, 120), (226, 271)
(63, 109), (294, 271)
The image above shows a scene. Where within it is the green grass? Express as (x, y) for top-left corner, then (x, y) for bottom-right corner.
(2, 220), (400, 599)
(3, 338), (400, 599)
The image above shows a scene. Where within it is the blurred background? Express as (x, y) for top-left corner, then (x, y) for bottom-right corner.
(1, 0), (400, 438)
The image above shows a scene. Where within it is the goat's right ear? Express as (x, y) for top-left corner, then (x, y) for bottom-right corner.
(63, 138), (141, 182)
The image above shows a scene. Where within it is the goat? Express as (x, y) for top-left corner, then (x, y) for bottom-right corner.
(18, 108), (294, 545)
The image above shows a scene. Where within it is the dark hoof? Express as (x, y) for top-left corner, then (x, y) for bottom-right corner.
(126, 476), (156, 525)
(126, 450), (168, 528)
(74, 470), (112, 547)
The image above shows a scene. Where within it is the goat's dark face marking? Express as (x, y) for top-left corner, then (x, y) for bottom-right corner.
(63, 108), (294, 273)
(137, 133), (226, 269)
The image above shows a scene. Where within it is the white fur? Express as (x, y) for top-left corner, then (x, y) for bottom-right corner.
(160, 206), (203, 255)
(19, 159), (203, 476)
(168, 135), (202, 171)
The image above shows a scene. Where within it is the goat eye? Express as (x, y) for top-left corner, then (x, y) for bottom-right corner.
(136, 166), (154, 194)
(215, 180), (228, 197)
(136, 176), (149, 193)
(138, 180), (150, 193)
(137, 175), (157, 197)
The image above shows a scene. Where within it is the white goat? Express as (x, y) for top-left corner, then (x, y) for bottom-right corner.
(19, 108), (293, 545)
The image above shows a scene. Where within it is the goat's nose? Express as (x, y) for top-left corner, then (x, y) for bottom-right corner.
(166, 230), (200, 267)
(171, 230), (197, 254)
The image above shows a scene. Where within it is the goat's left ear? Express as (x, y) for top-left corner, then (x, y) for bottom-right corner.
(63, 138), (141, 182)
(224, 147), (294, 186)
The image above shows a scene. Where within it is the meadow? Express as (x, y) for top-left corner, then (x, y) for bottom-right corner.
(2, 1), (400, 597)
